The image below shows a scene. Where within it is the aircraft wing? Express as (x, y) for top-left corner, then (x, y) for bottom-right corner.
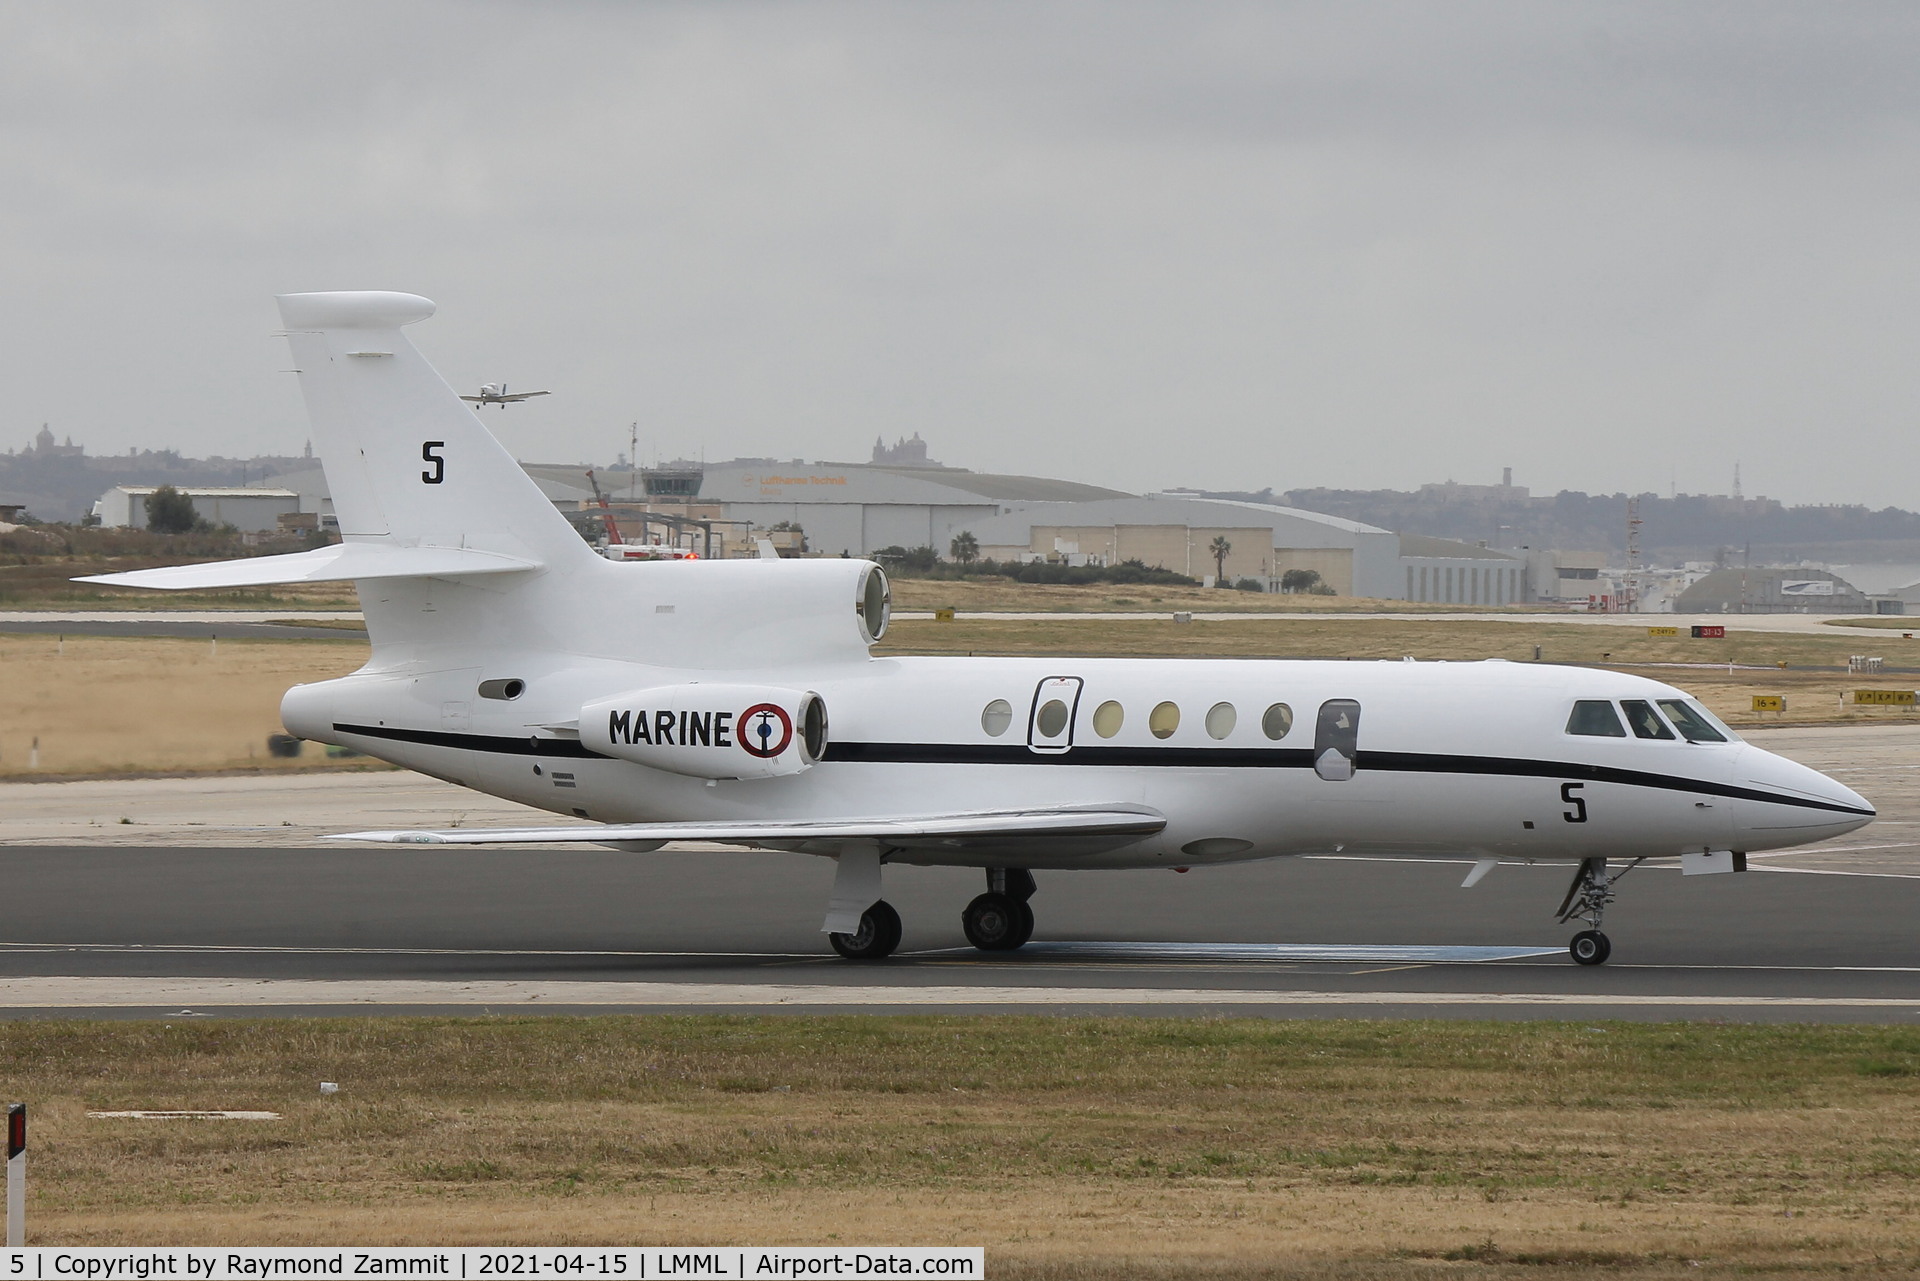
(328, 805), (1166, 857)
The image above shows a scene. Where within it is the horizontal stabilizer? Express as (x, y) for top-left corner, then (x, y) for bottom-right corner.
(327, 805), (1167, 856)
(74, 543), (540, 590)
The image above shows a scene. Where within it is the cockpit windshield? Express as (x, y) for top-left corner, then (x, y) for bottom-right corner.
(1657, 698), (1737, 744)
(1566, 700), (1627, 737)
(1565, 697), (1741, 744)
(1619, 700), (1676, 740)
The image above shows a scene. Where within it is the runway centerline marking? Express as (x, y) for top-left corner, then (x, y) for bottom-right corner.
(0, 942), (821, 960)
(0, 941), (1564, 964)
(934, 942), (1564, 963)
(1753, 865), (1920, 880)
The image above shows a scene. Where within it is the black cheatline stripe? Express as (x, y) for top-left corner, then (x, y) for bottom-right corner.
(331, 724), (1872, 818)
(833, 741), (1870, 817)
(1360, 751), (1872, 816)
(334, 722), (608, 760)
(827, 741), (1317, 768)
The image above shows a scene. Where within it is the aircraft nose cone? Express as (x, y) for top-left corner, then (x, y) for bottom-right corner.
(1730, 746), (1875, 851)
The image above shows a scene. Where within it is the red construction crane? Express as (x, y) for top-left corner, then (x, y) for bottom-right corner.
(584, 469), (623, 545)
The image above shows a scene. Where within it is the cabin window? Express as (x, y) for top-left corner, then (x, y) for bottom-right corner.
(1149, 701), (1181, 739)
(1205, 702), (1236, 739)
(1261, 703), (1294, 740)
(1657, 698), (1728, 743)
(1566, 700), (1626, 737)
(981, 699), (1013, 736)
(1620, 699), (1676, 740)
(1092, 700), (1124, 738)
(1036, 698), (1070, 738)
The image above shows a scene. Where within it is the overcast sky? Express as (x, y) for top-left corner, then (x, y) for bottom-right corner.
(4, 2), (1918, 506)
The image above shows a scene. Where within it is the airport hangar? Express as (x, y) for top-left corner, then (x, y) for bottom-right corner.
(680, 463), (1536, 601)
(174, 456), (1539, 602)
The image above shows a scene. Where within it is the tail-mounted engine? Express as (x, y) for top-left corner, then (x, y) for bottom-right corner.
(580, 684), (827, 780)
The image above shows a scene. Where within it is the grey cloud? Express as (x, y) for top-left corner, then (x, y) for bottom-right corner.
(2, 2), (1917, 507)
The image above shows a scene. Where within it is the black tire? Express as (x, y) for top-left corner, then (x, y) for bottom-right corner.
(1006, 899), (1035, 949)
(963, 893), (1033, 951)
(1569, 929), (1611, 966)
(829, 900), (902, 960)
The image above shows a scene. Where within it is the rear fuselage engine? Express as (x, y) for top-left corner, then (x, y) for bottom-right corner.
(581, 684), (827, 779)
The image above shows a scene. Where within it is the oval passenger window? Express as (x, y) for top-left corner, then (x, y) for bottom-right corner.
(1092, 700), (1124, 738)
(981, 699), (1013, 736)
(1149, 701), (1180, 739)
(1036, 699), (1070, 738)
(1205, 702), (1236, 739)
(1262, 703), (1293, 740)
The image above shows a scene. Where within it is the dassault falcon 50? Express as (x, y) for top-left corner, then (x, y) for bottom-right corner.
(84, 292), (1877, 965)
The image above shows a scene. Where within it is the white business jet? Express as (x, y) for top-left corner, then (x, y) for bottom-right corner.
(82, 293), (1875, 966)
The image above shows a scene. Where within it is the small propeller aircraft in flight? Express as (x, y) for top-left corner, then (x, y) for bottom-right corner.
(460, 382), (549, 407)
(80, 293), (1876, 966)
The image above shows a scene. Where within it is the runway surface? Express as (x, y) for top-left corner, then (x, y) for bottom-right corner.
(2, 724), (1917, 1022)
(4, 840), (1918, 1022)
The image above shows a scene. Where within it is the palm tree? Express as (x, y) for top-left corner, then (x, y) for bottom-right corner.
(1208, 535), (1231, 586)
(949, 530), (979, 565)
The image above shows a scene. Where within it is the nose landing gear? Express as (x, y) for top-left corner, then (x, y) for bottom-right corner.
(1555, 857), (1645, 965)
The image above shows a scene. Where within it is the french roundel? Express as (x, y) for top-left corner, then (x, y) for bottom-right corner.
(738, 703), (794, 758)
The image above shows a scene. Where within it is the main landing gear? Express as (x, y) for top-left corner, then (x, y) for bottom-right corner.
(1554, 857), (1643, 966)
(829, 900), (902, 960)
(963, 869), (1036, 952)
(825, 866), (1040, 960)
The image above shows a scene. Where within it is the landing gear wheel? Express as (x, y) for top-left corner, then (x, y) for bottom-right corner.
(829, 900), (902, 960)
(963, 893), (1034, 952)
(1569, 929), (1612, 966)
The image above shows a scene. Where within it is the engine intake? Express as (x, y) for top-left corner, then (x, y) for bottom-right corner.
(581, 684), (827, 780)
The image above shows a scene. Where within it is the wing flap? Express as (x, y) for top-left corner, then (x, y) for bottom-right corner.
(74, 543), (540, 590)
(328, 805), (1166, 854)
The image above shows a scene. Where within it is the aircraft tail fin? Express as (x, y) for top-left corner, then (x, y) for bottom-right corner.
(274, 292), (594, 570)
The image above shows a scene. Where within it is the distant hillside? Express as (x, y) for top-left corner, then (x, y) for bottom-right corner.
(1194, 485), (1920, 567)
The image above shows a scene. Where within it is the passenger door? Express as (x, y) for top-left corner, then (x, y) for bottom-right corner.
(1028, 677), (1083, 754)
(1313, 699), (1361, 781)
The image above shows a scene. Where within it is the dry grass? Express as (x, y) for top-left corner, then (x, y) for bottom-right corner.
(879, 616), (1920, 728)
(6, 1017), (1920, 1275)
(0, 633), (372, 777)
(1826, 617), (1920, 631)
